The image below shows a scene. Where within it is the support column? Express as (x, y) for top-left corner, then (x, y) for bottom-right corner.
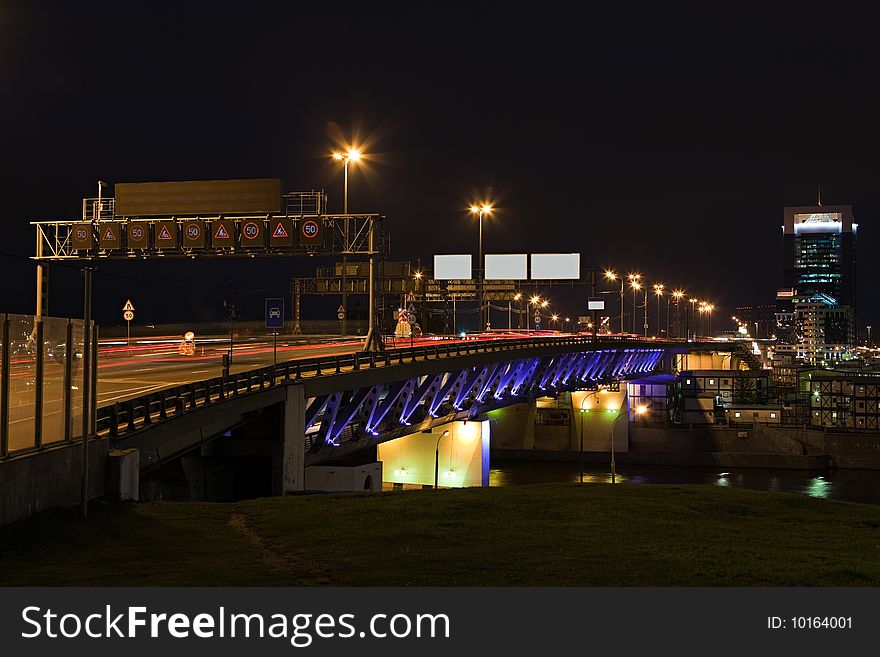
(363, 216), (383, 352)
(81, 267), (92, 519)
(35, 228), (48, 319)
(282, 384), (306, 493)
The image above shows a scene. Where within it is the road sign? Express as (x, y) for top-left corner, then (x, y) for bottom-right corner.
(588, 297), (606, 311)
(127, 223), (148, 249)
(270, 218), (294, 246)
(534, 314), (541, 323)
(407, 312), (416, 324)
(299, 219), (322, 246)
(265, 298), (284, 329)
(72, 223), (93, 250)
(211, 219), (235, 247)
(182, 221), (206, 248)
(336, 304), (346, 321)
(123, 310), (134, 321)
(99, 222), (121, 250)
(122, 299), (135, 312)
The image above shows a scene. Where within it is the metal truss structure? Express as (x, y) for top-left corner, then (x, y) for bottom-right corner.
(303, 347), (664, 463)
(31, 212), (381, 261)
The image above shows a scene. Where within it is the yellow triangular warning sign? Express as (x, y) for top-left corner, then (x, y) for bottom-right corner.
(103, 227), (115, 240)
(272, 223), (289, 238)
(158, 226), (172, 240)
(122, 299), (135, 311)
(215, 224), (230, 239)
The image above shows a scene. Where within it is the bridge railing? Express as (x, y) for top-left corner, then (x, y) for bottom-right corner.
(95, 334), (662, 439)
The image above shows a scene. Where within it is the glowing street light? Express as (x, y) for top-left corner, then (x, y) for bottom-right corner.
(331, 148), (363, 214)
(653, 283), (664, 338)
(470, 203), (493, 331)
(331, 147), (364, 338)
(667, 289), (684, 338)
(509, 292), (523, 331)
(605, 269), (625, 334)
(629, 278), (643, 335)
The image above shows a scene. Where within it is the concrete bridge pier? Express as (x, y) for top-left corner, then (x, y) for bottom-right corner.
(282, 384), (306, 494)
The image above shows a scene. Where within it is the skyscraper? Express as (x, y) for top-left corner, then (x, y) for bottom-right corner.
(782, 204), (857, 314)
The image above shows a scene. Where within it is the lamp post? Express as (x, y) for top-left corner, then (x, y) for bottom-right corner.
(609, 404), (648, 483)
(628, 274), (641, 335)
(689, 298), (699, 340)
(470, 204), (493, 331)
(672, 290), (684, 338)
(332, 148), (363, 337)
(705, 303), (714, 337)
(510, 292), (522, 332)
(577, 389), (603, 484)
(653, 283), (664, 338)
(604, 270), (624, 334)
(433, 429), (451, 488)
(528, 295), (541, 334)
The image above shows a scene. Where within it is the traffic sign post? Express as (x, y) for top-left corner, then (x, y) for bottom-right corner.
(265, 298), (285, 376)
(265, 298), (285, 329)
(336, 304), (345, 333)
(122, 300), (135, 349)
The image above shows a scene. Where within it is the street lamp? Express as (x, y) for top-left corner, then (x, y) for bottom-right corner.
(628, 275), (641, 335)
(689, 298), (700, 340)
(510, 292), (522, 331)
(332, 148), (362, 214)
(672, 290), (684, 338)
(577, 389), (605, 483)
(332, 148), (363, 337)
(433, 429), (451, 489)
(470, 204), (493, 331)
(528, 295), (541, 334)
(653, 283), (664, 338)
(604, 269), (624, 334)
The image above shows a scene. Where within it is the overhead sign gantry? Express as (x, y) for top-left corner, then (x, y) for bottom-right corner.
(30, 178), (384, 352)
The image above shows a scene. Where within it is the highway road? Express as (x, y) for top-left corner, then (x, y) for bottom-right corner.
(6, 330), (630, 452)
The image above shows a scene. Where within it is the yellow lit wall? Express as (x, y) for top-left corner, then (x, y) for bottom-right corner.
(377, 420), (489, 488)
(675, 352), (733, 371)
(570, 389), (629, 452)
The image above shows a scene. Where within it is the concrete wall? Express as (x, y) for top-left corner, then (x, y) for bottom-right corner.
(630, 425), (812, 455)
(485, 404), (535, 449)
(305, 463), (383, 492)
(0, 439), (108, 526)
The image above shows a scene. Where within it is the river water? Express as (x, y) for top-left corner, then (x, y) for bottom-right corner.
(489, 460), (880, 505)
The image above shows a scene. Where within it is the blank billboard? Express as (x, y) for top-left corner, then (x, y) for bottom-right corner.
(434, 254), (473, 280)
(485, 253), (528, 280)
(531, 253), (580, 279)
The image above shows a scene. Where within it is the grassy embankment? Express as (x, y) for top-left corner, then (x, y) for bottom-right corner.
(1, 483), (879, 586)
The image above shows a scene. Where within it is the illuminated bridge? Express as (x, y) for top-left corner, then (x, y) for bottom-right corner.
(92, 334), (738, 492)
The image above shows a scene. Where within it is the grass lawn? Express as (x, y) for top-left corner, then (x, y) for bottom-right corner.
(1, 483), (879, 586)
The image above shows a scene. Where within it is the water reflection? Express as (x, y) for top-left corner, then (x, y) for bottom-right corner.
(806, 476), (831, 499)
(488, 461), (880, 505)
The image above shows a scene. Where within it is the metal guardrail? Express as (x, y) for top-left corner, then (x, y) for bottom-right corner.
(97, 335), (663, 439)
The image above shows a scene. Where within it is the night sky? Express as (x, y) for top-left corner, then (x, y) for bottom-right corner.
(1, 1), (877, 332)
